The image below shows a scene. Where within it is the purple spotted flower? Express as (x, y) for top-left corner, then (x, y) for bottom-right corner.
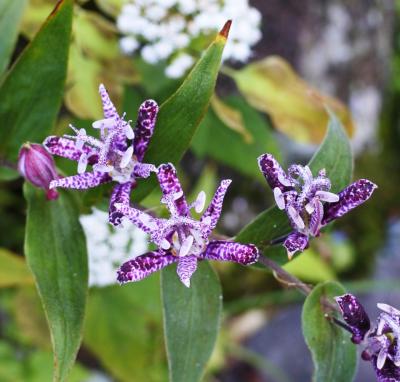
(335, 294), (400, 381)
(258, 153), (377, 258)
(43, 84), (158, 222)
(115, 163), (259, 287)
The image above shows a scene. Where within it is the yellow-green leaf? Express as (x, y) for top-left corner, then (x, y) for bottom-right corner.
(0, 248), (33, 287)
(227, 56), (354, 144)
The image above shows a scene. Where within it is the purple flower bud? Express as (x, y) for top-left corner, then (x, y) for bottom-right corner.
(18, 143), (59, 200)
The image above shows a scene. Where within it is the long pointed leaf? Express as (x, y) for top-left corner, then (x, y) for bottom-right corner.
(236, 113), (353, 264)
(162, 261), (222, 382)
(0, 0), (73, 161)
(132, 22), (231, 202)
(24, 184), (88, 382)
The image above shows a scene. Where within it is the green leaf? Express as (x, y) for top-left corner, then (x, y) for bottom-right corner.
(24, 184), (88, 382)
(192, 95), (280, 180)
(162, 261), (222, 382)
(235, 113), (353, 265)
(0, 0), (73, 162)
(84, 277), (166, 382)
(131, 24), (230, 202)
(226, 56), (354, 144)
(0, 248), (33, 287)
(0, 0), (27, 75)
(302, 281), (357, 382)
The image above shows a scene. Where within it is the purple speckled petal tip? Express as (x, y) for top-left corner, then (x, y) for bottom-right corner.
(133, 99), (158, 162)
(117, 251), (177, 284)
(373, 358), (400, 382)
(99, 84), (119, 120)
(157, 163), (188, 216)
(177, 255), (198, 287)
(43, 136), (98, 163)
(322, 179), (377, 225)
(283, 232), (309, 259)
(109, 181), (135, 226)
(258, 153), (293, 191)
(202, 241), (259, 265)
(49, 171), (111, 190)
(335, 293), (371, 344)
(201, 179), (232, 234)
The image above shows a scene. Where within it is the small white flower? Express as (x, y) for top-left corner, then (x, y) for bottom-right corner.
(119, 36), (139, 55)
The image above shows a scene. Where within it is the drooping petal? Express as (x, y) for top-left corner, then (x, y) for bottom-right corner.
(117, 251), (177, 284)
(309, 198), (324, 236)
(177, 255), (198, 287)
(258, 153), (294, 191)
(202, 241), (259, 265)
(99, 83), (119, 120)
(43, 136), (98, 163)
(133, 99), (159, 161)
(372, 357), (400, 382)
(109, 181), (135, 226)
(283, 232), (309, 259)
(49, 171), (111, 190)
(157, 163), (188, 216)
(201, 179), (232, 234)
(322, 179), (377, 225)
(335, 293), (371, 344)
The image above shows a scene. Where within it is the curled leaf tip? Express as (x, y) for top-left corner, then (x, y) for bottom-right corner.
(219, 20), (232, 39)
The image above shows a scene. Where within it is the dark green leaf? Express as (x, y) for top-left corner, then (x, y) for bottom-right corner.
(0, 0), (73, 161)
(192, 95), (280, 180)
(131, 26), (229, 202)
(236, 114), (353, 265)
(84, 276), (166, 382)
(302, 281), (357, 382)
(24, 184), (88, 382)
(0, 0), (26, 76)
(162, 261), (222, 382)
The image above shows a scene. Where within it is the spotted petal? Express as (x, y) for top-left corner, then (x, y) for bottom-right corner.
(134, 99), (159, 161)
(335, 293), (371, 344)
(43, 136), (98, 163)
(202, 241), (259, 265)
(322, 179), (377, 225)
(99, 83), (119, 120)
(157, 163), (188, 216)
(109, 181), (135, 226)
(49, 171), (111, 190)
(258, 153), (294, 191)
(177, 255), (198, 288)
(373, 357), (400, 382)
(283, 232), (309, 259)
(117, 251), (177, 284)
(201, 179), (232, 235)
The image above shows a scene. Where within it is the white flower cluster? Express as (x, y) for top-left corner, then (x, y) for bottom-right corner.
(117, 0), (262, 78)
(80, 208), (148, 287)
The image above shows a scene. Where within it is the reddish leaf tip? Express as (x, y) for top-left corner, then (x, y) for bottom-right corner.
(219, 20), (232, 39)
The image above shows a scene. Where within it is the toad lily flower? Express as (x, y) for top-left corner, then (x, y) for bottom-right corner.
(115, 163), (259, 287)
(258, 153), (377, 259)
(43, 84), (158, 222)
(335, 294), (400, 381)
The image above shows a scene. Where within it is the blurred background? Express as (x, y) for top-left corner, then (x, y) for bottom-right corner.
(0, 0), (400, 381)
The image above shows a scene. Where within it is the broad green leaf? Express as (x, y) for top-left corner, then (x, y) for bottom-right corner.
(192, 95), (280, 180)
(226, 56), (354, 144)
(132, 23), (230, 202)
(302, 281), (357, 382)
(24, 184), (88, 382)
(162, 261), (222, 382)
(0, 0), (27, 75)
(0, 248), (33, 287)
(283, 248), (336, 283)
(84, 277), (166, 382)
(236, 113), (353, 265)
(0, 0), (73, 162)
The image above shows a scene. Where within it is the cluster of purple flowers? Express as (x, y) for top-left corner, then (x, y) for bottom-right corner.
(18, 84), (378, 287)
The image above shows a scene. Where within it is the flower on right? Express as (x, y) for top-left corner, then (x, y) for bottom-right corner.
(335, 294), (400, 381)
(258, 153), (377, 258)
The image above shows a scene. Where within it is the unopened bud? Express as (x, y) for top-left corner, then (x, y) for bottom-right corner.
(18, 143), (59, 200)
